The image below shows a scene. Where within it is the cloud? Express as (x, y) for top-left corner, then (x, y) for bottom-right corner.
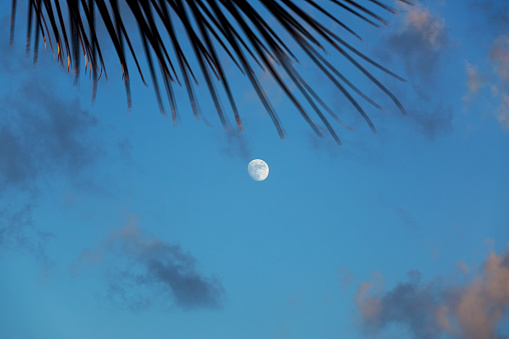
(469, 1), (509, 35)
(74, 217), (224, 310)
(0, 82), (98, 190)
(489, 35), (509, 131)
(370, 7), (453, 141)
(383, 7), (448, 82)
(491, 36), (509, 83)
(462, 46), (509, 131)
(0, 203), (45, 254)
(337, 266), (355, 289)
(0, 45), (100, 194)
(0, 202), (53, 274)
(410, 105), (453, 141)
(496, 93), (509, 130)
(463, 62), (488, 101)
(396, 207), (418, 229)
(0, 45), (100, 264)
(217, 129), (251, 162)
(355, 249), (509, 339)
(463, 2), (509, 130)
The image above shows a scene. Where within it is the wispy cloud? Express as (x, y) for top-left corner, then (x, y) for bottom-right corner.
(469, 1), (509, 35)
(464, 35), (509, 131)
(73, 217), (224, 311)
(463, 62), (488, 101)
(490, 36), (509, 82)
(396, 207), (418, 229)
(490, 36), (509, 130)
(411, 105), (453, 141)
(373, 6), (453, 141)
(383, 7), (449, 83)
(337, 266), (355, 289)
(217, 129), (251, 162)
(0, 202), (53, 270)
(464, 1), (509, 131)
(355, 249), (509, 338)
(0, 47), (99, 264)
(0, 81), (99, 192)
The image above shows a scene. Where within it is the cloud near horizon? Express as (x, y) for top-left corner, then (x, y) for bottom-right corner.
(355, 248), (509, 339)
(73, 218), (224, 311)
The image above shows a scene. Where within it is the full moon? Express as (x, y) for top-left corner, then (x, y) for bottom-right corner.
(248, 159), (269, 181)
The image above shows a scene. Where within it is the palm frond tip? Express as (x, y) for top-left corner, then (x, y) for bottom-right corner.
(11, 0), (415, 143)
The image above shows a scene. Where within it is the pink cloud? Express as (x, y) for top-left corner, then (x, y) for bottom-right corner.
(464, 35), (509, 130)
(490, 36), (509, 82)
(355, 249), (509, 338)
(405, 8), (446, 47)
(463, 62), (487, 101)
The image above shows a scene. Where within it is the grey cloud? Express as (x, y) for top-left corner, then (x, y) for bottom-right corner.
(337, 266), (355, 289)
(469, 1), (509, 35)
(0, 80), (99, 192)
(355, 250), (509, 339)
(74, 220), (224, 310)
(368, 7), (454, 141)
(0, 42), (101, 266)
(410, 105), (453, 141)
(0, 125), (35, 188)
(0, 78), (99, 260)
(381, 8), (448, 83)
(217, 129), (251, 162)
(0, 202), (53, 270)
(356, 270), (444, 339)
(396, 207), (418, 229)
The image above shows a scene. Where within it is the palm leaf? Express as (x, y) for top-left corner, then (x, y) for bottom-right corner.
(11, 0), (415, 143)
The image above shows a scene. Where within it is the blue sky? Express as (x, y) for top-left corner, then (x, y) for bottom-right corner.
(0, 1), (508, 338)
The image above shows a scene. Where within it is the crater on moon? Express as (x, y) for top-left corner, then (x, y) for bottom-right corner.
(248, 159), (269, 181)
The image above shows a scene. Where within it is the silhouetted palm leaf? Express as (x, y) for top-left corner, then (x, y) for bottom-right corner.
(11, 0), (415, 144)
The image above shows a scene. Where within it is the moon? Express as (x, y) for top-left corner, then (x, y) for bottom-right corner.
(248, 159), (269, 181)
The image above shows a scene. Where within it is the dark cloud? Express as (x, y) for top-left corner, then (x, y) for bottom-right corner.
(364, 6), (454, 141)
(380, 7), (448, 84)
(469, 1), (509, 35)
(0, 41), (100, 264)
(337, 266), (355, 289)
(0, 125), (35, 188)
(396, 207), (418, 229)
(355, 250), (509, 339)
(74, 219), (224, 310)
(0, 81), (98, 190)
(217, 129), (251, 162)
(0, 202), (53, 271)
(410, 105), (453, 141)
(357, 270), (444, 339)
(0, 77), (99, 261)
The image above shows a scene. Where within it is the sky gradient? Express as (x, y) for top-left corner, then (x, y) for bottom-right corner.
(0, 1), (508, 338)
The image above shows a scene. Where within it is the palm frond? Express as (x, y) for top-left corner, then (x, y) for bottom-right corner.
(11, 0), (415, 143)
